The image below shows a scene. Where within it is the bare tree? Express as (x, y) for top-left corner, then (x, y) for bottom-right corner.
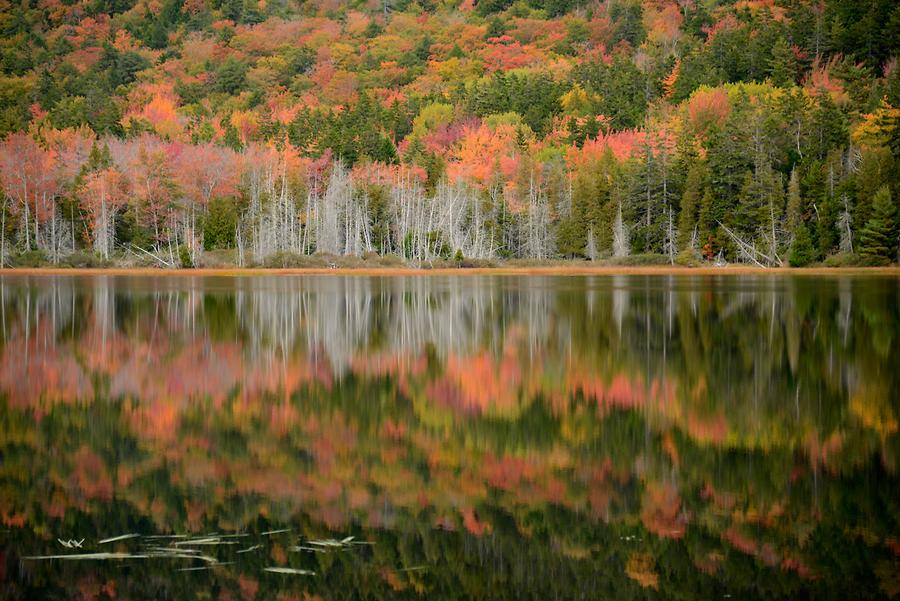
(612, 201), (630, 257)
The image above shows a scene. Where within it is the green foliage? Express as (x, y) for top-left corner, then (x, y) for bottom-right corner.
(476, 0), (514, 17)
(789, 222), (817, 266)
(215, 58), (249, 95)
(678, 162), (706, 251)
(767, 37), (796, 88)
(59, 250), (113, 268)
(0, 0), (897, 266)
(203, 197), (239, 250)
(467, 71), (563, 136)
(178, 244), (194, 268)
(573, 56), (652, 129)
(99, 45), (151, 88)
(609, 0), (645, 47)
(557, 151), (616, 257)
(10, 248), (49, 267)
(858, 186), (897, 264)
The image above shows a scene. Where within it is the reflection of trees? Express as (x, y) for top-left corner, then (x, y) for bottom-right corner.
(230, 275), (554, 374)
(0, 274), (897, 439)
(0, 274), (898, 599)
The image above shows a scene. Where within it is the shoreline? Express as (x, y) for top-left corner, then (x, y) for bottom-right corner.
(2, 265), (899, 277)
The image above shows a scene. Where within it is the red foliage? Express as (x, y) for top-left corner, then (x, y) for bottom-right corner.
(78, 168), (129, 243)
(480, 36), (542, 73)
(174, 142), (241, 208)
(0, 132), (59, 225)
(461, 507), (490, 535)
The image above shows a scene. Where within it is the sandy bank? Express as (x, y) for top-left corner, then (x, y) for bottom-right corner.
(2, 265), (899, 277)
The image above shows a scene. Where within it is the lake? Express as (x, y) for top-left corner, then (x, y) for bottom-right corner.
(0, 273), (898, 599)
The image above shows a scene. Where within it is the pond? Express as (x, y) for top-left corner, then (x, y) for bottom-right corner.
(0, 273), (898, 599)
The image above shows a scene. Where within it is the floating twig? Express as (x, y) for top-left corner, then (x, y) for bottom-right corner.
(99, 534), (140, 544)
(290, 546), (326, 553)
(24, 553), (149, 561)
(264, 567), (315, 576)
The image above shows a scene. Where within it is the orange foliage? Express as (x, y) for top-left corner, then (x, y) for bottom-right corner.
(123, 83), (184, 139)
(0, 132), (60, 223)
(662, 58), (680, 98)
(640, 482), (686, 539)
(685, 412), (727, 444)
(70, 446), (114, 502)
(643, 2), (683, 50)
(78, 168), (129, 242)
(805, 57), (850, 104)
(461, 507), (491, 536)
(238, 576), (260, 601)
(686, 88), (730, 134)
(567, 130), (645, 167)
(625, 551), (659, 589)
(480, 35), (543, 73)
(446, 122), (522, 189)
(231, 110), (260, 145)
(703, 14), (740, 45)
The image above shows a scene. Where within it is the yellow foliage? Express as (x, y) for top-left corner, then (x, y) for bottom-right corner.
(412, 102), (454, 138)
(559, 83), (595, 117)
(850, 381), (899, 439)
(852, 99), (900, 148)
(625, 552), (659, 589)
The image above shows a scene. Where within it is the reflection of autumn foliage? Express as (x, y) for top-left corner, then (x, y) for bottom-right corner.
(461, 508), (491, 536)
(851, 381), (899, 440)
(625, 552), (659, 589)
(66, 446), (114, 502)
(73, 575), (116, 601)
(437, 350), (522, 414)
(0, 276), (898, 597)
(640, 482), (686, 539)
(0, 324), (93, 409)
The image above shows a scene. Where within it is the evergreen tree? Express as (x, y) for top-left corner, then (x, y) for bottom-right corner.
(558, 153), (614, 256)
(698, 188), (717, 259)
(858, 186), (897, 264)
(789, 221), (816, 266)
(215, 58), (248, 95)
(817, 193), (839, 257)
(767, 37), (797, 88)
(786, 167), (802, 236)
(678, 162), (705, 251)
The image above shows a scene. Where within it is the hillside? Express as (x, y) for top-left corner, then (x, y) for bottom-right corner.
(0, 0), (898, 267)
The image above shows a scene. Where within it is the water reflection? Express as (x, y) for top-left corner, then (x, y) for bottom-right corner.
(0, 274), (898, 599)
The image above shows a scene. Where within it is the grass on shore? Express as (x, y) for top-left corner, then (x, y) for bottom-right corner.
(1, 249), (897, 276)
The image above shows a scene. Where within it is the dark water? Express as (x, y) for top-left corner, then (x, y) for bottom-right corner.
(0, 273), (898, 600)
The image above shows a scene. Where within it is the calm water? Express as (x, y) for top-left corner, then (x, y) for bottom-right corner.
(0, 273), (898, 600)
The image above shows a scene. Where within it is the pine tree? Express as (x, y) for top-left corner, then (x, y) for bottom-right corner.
(817, 193), (839, 258)
(698, 187), (716, 259)
(786, 167), (802, 236)
(858, 186), (897, 264)
(678, 162), (705, 251)
(767, 37), (797, 88)
(789, 221), (816, 266)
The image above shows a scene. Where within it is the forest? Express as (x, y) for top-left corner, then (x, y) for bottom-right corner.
(0, 0), (898, 267)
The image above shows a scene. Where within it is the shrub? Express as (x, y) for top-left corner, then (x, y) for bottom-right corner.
(59, 251), (112, 268)
(10, 249), (49, 267)
(178, 245), (194, 268)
